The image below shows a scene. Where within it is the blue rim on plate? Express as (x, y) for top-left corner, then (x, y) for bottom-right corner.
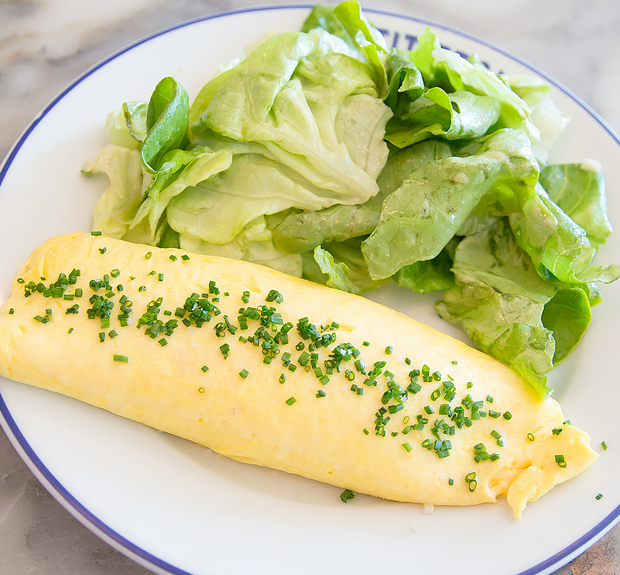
(1, 5), (619, 575)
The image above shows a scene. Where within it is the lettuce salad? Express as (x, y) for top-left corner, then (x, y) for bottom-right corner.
(82, 1), (619, 398)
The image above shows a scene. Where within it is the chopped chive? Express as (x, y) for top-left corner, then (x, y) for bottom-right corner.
(201, 365), (209, 372)
(98, 247), (107, 254)
(169, 255), (177, 261)
(198, 387), (205, 393)
(503, 411), (512, 420)
(239, 369), (249, 379)
(363, 428), (369, 435)
(601, 441), (608, 451)
(108, 330), (118, 339)
(68, 327), (74, 334)
(448, 478), (454, 486)
(316, 390), (326, 398)
(8, 308), (14, 314)
(552, 427), (563, 435)
(181, 254), (189, 261)
(285, 397), (296, 406)
(527, 433), (535, 441)
(279, 374), (286, 384)
(362, 341), (370, 347)
(385, 346), (393, 355)
(158, 338), (168, 347)
(340, 489), (355, 503)
(91, 231), (102, 236)
(98, 332), (105, 342)
(596, 493), (604, 500)
(402, 442), (413, 453)
(158, 273), (164, 282)
(555, 454), (567, 468)
(113, 354), (128, 363)
(145, 252), (152, 259)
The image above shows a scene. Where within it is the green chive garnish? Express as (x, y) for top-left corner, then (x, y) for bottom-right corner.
(285, 397), (296, 406)
(113, 354), (128, 363)
(340, 489), (355, 503)
(239, 369), (249, 379)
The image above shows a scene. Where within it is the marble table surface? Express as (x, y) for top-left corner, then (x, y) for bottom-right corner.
(0, 0), (618, 573)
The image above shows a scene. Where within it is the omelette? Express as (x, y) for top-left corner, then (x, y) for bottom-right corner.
(0, 232), (598, 518)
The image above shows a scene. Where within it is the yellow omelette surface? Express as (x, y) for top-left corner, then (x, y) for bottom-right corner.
(0, 232), (598, 518)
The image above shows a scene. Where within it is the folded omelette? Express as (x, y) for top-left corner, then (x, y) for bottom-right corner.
(0, 232), (598, 517)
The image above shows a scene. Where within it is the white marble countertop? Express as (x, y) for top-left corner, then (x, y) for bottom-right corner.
(1, 1), (619, 574)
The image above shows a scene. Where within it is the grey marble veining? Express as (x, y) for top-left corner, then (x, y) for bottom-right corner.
(1, 1), (619, 574)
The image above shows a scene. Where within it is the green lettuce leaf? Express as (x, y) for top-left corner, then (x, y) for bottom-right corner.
(189, 32), (390, 205)
(313, 245), (363, 293)
(393, 246), (455, 294)
(506, 74), (569, 163)
(510, 184), (620, 284)
(384, 50), (424, 115)
(385, 87), (501, 148)
(410, 28), (539, 144)
(141, 77), (189, 174)
(539, 163), (612, 247)
(82, 144), (144, 238)
(541, 287), (591, 364)
(435, 220), (556, 397)
(179, 216), (303, 277)
(271, 139), (451, 254)
(332, 1), (389, 98)
(362, 129), (539, 279)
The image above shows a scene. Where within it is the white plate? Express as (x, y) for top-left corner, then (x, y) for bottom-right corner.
(1, 6), (619, 575)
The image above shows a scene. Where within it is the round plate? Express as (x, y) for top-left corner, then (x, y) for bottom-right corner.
(1, 6), (619, 575)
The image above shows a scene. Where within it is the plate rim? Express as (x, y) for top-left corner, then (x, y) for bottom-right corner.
(1, 4), (619, 575)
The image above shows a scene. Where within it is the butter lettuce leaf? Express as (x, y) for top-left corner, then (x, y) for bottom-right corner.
(362, 129), (539, 279)
(189, 32), (390, 205)
(436, 220), (557, 397)
(386, 87), (501, 148)
(539, 163), (612, 247)
(82, 144), (144, 239)
(272, 140), (451, 254)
